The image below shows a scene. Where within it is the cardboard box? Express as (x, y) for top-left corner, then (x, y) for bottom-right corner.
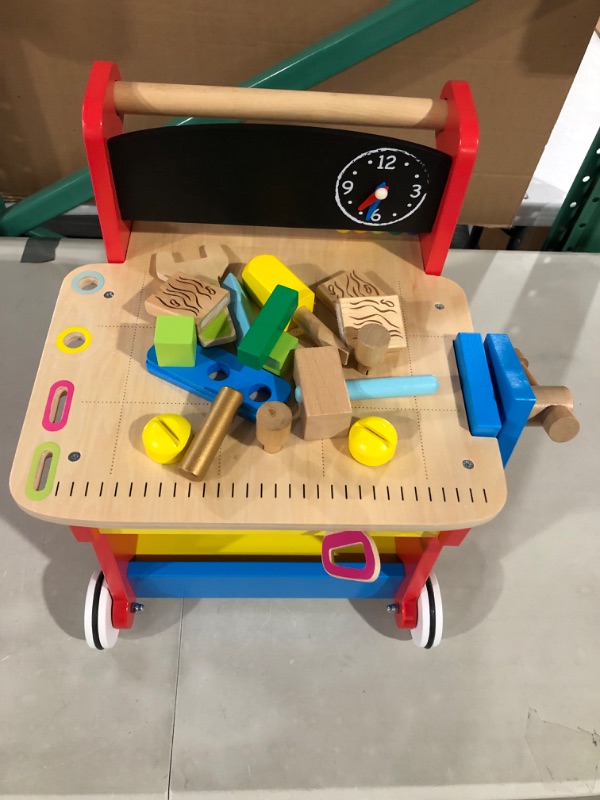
(0, 0), (598, 225)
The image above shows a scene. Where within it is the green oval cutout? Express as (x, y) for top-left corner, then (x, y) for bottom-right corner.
(25, 442), (60, 501)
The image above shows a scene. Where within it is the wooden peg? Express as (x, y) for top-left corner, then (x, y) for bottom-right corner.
(536, 406), (580, 443)
(292, 306), (350, 365)
(529, 385), (575, 418)
(515, 348), (580, 443)
(354, 323), (390, 375)
(256, 402), (292, 454)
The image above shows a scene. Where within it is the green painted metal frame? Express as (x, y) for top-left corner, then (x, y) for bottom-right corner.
(0, 0), (478, 238)
(0, 190), (60, 239)
(543, 127), (600, 252)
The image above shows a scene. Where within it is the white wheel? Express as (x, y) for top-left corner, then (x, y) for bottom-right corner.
(410, 572), (443, 649)
(84, 570), (119, 650)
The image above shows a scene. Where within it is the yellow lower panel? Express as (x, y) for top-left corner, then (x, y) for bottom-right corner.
(99, 529), (438, 557)
(102, 528), (435, 538)
(133, 533), (398, 556)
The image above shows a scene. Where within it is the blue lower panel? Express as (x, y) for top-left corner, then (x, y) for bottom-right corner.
(128, 560), (405, 599)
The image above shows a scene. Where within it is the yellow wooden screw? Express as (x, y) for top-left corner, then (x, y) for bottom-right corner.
(348, 416), (398, 466)
(142, 414), (192, 464)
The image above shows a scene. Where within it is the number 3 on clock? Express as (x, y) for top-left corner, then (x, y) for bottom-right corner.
(411, 184), (422, 198)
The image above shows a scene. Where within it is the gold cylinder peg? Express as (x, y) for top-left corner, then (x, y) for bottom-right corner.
(180, 387), (244, 479)
(256, 401), (292, 453)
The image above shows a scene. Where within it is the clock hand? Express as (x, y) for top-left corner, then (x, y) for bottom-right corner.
(358, 193), (378, 212)
(365, 200), (381, 221)
(357, 182), (389, 212)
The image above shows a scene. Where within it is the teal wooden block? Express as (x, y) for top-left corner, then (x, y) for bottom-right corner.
(154, 315), (196, 367)
(222, 272), (256, 342)
(237, 285), (298, 370)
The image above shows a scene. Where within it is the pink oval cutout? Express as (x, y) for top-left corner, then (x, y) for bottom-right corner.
(321, 531), (381, 583)
(42, 380), (75, 431)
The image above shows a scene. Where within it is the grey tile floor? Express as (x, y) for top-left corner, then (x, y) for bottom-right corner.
(1, 242), (599, 799)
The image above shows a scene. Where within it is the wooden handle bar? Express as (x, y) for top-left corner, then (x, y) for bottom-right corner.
(515, 349), (580, 443)
(112, 82), (448, 130)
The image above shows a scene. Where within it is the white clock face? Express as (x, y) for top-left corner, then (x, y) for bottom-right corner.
(335, 147), (430, 227)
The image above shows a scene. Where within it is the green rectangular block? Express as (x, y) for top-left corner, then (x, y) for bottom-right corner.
(264, 331), (298, 376)
(198, 308), (236, 347)
(237, 285), (298, 370)
(154, 315), (197, 367)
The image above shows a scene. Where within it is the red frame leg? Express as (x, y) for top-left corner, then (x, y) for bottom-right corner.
(393, 529), (471, 629)
(419, 81), (479, 276)
(82, 61), (131, 263)
(71, 527), (138, 629)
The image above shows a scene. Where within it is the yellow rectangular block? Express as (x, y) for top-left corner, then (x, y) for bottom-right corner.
(242, 255), (315, 320)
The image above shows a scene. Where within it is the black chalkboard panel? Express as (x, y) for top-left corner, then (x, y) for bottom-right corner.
(108, 124), (451, 232)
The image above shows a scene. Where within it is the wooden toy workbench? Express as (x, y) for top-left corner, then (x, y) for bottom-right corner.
(11, 62), (577, 651)
(11, 226), (506, 531)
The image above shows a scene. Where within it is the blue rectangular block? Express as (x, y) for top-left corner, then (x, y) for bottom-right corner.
(484, 334), (536, 466)
(454, 332), (502, 436)
(128, 560), (405, 599)
(146, 344), (291, 421)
